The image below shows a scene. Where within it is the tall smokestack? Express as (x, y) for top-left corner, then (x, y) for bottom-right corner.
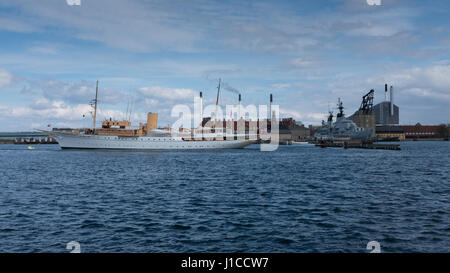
(390, 86), (394, 116)
(238, 94), (242, 120)
(385, 84), (388, 102)
(269, 93), (273, 121)
(199, 91), (203, 126)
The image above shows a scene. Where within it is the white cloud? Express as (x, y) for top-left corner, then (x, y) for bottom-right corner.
(280, 108), (326, 122)
(405, 87), (450, 101)
(0, 0), (422, 57)
(326, 65), (450, 106)
(367, 65), (450, 101)
(272, 83), (292, 90)
(144, 98), (159, 107)
(0, 1), (448, 129)
(6, 101), (90, 120)
(306, 113), (328, 121)
(223, 23), (318, 53)
(347, 24), (403, 37)
(3, 0), (201, 53)
(21, 79), (127, 105)
(0, 17), (37, 33)
(66, 0), (81, 6)
(280, 108), (302, 120)
(0, 68), (14, 88)
(286, 58), (319, 68)
(0, 98), (147, 130)
(139, 86), (197, 101)
(28, 46), (58, 55)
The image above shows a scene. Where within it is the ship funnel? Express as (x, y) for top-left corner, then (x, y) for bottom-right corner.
(390, 86), (394, 116)
(146, 112), (158, 135)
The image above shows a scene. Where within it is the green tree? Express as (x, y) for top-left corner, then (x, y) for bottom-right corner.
(436, 124), (449, 140)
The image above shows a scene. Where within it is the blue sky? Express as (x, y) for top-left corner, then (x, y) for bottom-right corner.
(0, 0), (449, 131)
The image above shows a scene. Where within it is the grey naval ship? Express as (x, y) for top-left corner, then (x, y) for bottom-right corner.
(314, 98), (374, 142)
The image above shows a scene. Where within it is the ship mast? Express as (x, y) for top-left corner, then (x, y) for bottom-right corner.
(337, 98), (344, 118)
(93, 80), (99, 132)
(213, 78), (221, 128)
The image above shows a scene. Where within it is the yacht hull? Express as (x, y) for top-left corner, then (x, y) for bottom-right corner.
(53, 132), (254, 150)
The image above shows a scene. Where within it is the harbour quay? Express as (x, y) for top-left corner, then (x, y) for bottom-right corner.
(0, 132), (57, 144)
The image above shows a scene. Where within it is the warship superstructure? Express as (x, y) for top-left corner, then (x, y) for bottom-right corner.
(314, 98), (374, 141)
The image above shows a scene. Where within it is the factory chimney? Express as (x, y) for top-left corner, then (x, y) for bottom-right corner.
(238, 94), (242, 120)
(199, 91), (203, 126)
(390, 86), (394, 116)
(269, 93), (273, 121)
(385, 84), (388, 102)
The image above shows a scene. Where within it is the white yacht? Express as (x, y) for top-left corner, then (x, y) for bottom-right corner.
(50, 131), (253, 150)
(43, 81), (255, 150)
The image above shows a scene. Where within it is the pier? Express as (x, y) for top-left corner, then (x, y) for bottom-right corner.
(314, 141), (401, 150)
(0, 132), (57, 145)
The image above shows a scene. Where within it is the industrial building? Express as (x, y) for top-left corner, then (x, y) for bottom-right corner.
(349, 89), (376, 136)
(400, 124), (447, 139)
(373, 84), (399, 125)
(375, 126), (405, 141)
(375, 124), (448, 140)
(279, 118), (310, 141)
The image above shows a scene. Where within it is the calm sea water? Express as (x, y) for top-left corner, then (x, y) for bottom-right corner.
(0, 142), (449, 253)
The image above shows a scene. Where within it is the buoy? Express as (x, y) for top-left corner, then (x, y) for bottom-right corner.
(27, 146), (35, 150)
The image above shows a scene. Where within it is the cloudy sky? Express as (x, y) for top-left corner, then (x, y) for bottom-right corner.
(0, 0), (449, 131)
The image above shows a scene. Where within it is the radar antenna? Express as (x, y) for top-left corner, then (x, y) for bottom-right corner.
(336, 98), (344, 118)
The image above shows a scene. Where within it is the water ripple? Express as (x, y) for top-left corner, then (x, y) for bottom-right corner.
(0, 142), (449, 252)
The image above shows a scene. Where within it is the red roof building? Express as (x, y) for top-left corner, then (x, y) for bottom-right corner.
(400, 124), (440, 139)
